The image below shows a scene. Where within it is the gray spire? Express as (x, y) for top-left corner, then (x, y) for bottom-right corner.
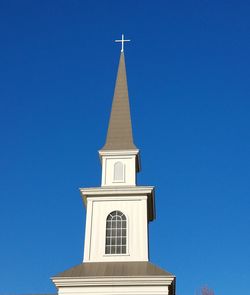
(102, 52), (137, 150)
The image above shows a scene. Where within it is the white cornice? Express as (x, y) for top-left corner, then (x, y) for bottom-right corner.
(52, 276), (175, 287)
(79, 186), (155, 221)
(80, 186), (154, 197)
(99, 149), (140, 156)
(79, 186), (155, 204)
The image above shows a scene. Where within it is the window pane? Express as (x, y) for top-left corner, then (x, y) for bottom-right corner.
(106, 237), (111, 245)
(111, 246), (116, 254)
(116, 245), (121, 254)
(105, 246), (111, 254)
(122, 246), (126, 254)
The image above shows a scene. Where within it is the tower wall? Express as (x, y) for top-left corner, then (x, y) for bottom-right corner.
(83, 195), (149, 262)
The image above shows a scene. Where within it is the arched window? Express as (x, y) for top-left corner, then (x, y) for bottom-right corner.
(113, 161), (124, 182)
(105, 210), (127, 254)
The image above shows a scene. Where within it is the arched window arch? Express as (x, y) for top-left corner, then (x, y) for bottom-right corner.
(113, 161), (124, 182)
(105, 210), (127, 254)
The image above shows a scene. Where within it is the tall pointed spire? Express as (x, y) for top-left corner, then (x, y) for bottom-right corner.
(102, 52), (137, 150)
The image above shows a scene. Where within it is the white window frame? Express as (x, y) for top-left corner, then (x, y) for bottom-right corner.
(104, 210), (129, 256)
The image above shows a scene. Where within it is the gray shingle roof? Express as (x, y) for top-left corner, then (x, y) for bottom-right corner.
(53, 261), (174, 278)
(101, 52), (137, 150)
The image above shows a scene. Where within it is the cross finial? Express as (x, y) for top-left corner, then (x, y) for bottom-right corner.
(115, 34), (131, 52)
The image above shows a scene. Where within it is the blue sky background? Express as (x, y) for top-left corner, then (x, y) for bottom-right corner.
(0, 1), (249, 294)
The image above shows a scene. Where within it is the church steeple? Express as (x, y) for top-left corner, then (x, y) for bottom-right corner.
(52, 36), (176, 295)
(102, 52), (137, 151)
(99, 49), (140, 187)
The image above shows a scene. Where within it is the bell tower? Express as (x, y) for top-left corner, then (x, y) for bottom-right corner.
(52, 35), (176, 295)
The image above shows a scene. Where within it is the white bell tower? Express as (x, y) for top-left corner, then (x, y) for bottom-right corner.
(52, 35), (176, 295)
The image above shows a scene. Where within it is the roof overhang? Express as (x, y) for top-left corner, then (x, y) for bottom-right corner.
(51, 261), (175, 289)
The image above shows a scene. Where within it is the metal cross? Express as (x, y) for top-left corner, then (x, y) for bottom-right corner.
(115, 34), (131, 52)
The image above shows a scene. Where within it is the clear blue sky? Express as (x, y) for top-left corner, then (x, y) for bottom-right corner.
(0, 1), (249, 294)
